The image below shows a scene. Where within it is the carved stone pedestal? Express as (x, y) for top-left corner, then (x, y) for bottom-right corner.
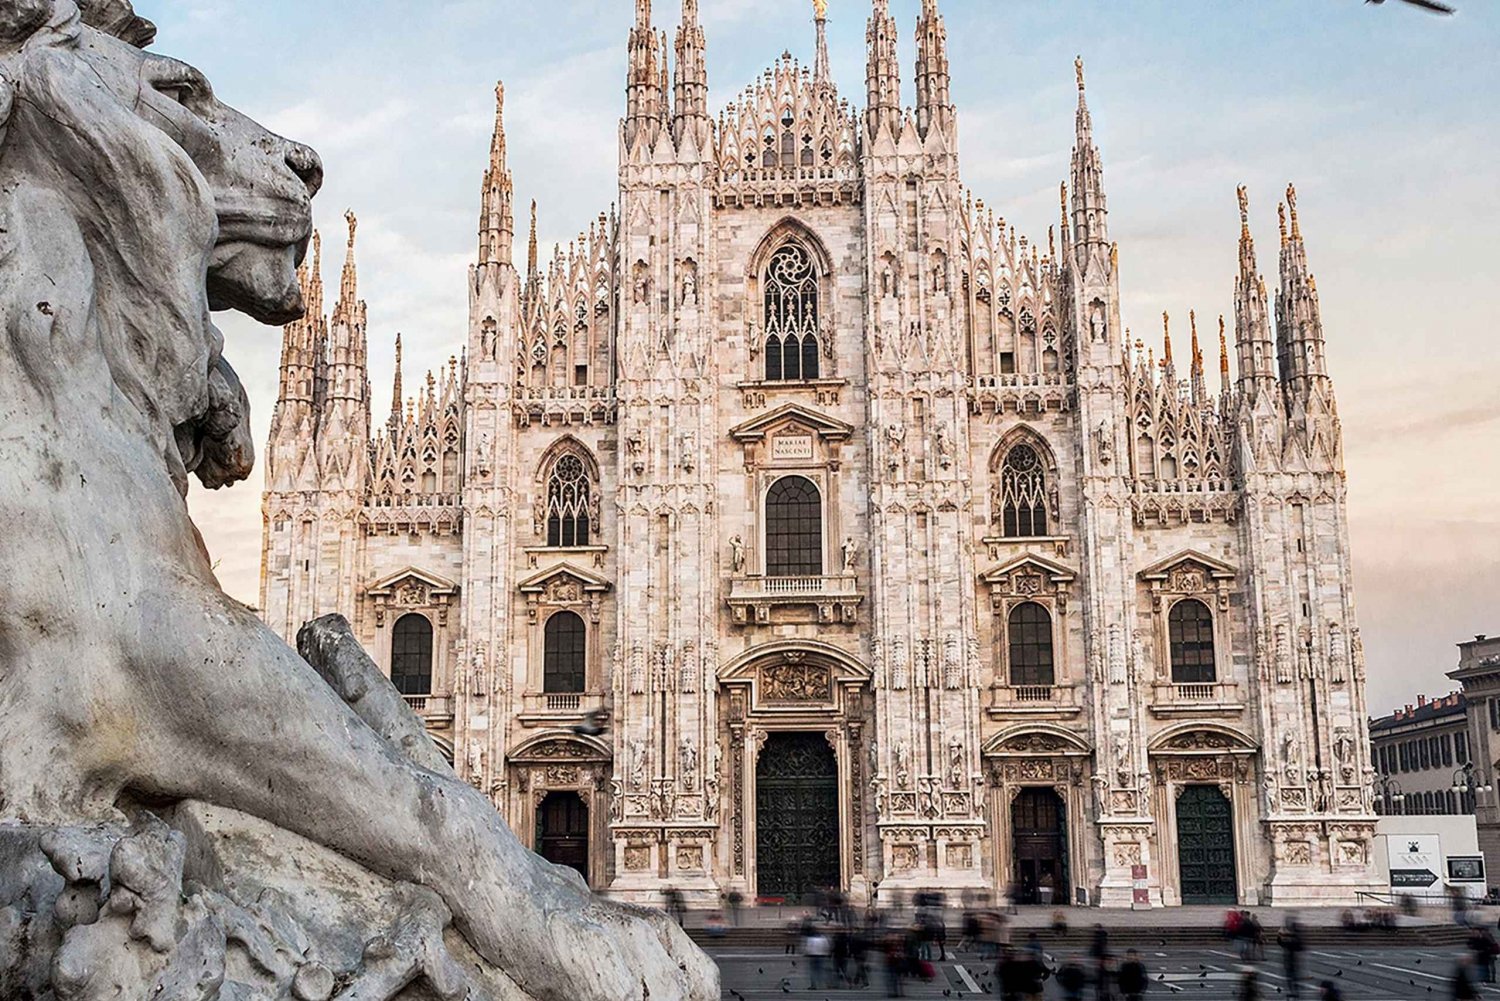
(1263, 819), (1381, 906)
(1097, 820), (1160, 908)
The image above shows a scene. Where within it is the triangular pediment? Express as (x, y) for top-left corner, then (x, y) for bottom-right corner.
(517, 561), (612, 594)
(729, 402), (853, 442)
(1138, 549), (1237, 582)
(979, 552), (1077, 585)
(367, 566), (459, 597)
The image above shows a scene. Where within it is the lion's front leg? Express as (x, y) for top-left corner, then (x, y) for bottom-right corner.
(123, 587), (716, 1001)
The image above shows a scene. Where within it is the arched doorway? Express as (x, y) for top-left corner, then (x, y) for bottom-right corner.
(756, 732), (839, 902)
(1176, 785), (1237, 904)
(1011, 788), (1067, 905)
(536, 792), (589, 884)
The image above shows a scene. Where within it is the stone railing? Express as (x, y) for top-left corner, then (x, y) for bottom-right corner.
(402, 694), (429, 713)
(988, 684), (1081, 716)
(545, 693), (583, 712)
(1149, 681), (1245, 716)
(726, 574), (863, 626)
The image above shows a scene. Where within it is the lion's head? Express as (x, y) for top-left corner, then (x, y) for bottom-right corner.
(0, 0), (320, 490)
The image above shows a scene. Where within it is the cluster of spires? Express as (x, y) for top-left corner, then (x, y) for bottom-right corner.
(282, 0), (1335, 484)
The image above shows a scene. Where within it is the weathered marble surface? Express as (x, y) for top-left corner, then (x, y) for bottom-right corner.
(0, 2), (715, 998)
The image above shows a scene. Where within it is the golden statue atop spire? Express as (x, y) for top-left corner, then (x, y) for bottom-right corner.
(1075, 55), (1085, 91)
(1237, 184), (1249, 229)
(1285, 182), (1301, 240)
(813, 0), (828, 19)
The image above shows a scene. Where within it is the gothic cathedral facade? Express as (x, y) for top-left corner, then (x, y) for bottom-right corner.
(261, 0), (1380, 907)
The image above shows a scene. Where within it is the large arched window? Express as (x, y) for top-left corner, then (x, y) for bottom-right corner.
(545, 453), (592, 547)
(391, 614), (433, 696)
(543, 611), (586, 694)
(1000, 443), (1049, 538)
(1007, 602), (1055, 687)
(1168, 599), (1217, 684)
(764, 475), (823, 577)
(763, 243), (820, 381)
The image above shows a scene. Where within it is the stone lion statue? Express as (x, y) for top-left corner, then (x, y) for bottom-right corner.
(0, 3), (716, 999)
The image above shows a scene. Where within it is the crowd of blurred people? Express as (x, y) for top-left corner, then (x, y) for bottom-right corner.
(677, 884), (1500, 999)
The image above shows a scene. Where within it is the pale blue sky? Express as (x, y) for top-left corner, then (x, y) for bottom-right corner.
(168, 0), (1500, 715)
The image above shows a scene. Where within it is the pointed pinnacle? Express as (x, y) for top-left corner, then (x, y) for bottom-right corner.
(1218, 315), (1230, 386)
(1237, 184), (1250, 236)
(1190, 310), (1204, 375)
(1162, 311), (1173, 365)
(1286, 182), (1300, 240)
(1075, 54), (1085, 92)
(527, 199), (539, 276)
(1278, 201), (1288, 246)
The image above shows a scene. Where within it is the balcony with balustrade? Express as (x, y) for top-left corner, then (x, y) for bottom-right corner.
(727, 574), (862, 626)
(986, 683), (1083, 719)
(1148, 680), (1245, 716)
(401, 692), (453, 724)
(516, 691), (604, 728)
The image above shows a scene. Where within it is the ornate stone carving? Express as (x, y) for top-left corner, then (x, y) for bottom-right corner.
(761, 659), (832, 702)
(890, 844), (920, 871)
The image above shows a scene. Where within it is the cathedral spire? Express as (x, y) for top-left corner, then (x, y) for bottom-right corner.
(1189, 309), (1206, 404)
(526, 200), (539, 282)
(389, 332), (404, 432)
(1161, 311), (1175, 381)
(813, 0), (833, 90)
(1233, 185), (1276, 398)
(1219, 315), (1231, 398)
(1069, 56), (1110, 268)
(625, 0), (661, 147)
(1276, 183), (1330, 398)
(914, 0), (952, 139)
(672, 0), (708, 145)
(479, 81), (515, 269)
(865, 0), (900, 139)
(332, 209), (360, 328)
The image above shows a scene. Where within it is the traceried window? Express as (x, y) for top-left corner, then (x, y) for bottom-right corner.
(999, 443), (1049, 538)
(543, 611), (586, 694)
(546, 454), (591, 547)
(764, 475), (823, 577)
(1168, 598), (1217, 684)
(763, 243), (821, 382)
(391, 614), (433, 696)
(1007, 602), (1055, 687)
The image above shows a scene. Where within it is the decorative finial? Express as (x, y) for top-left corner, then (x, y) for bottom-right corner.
(1218, 315), (1230, 378)
(813, 0), (827, 19)
(1075, 55), (1085, 91)
(1162, 311), (1173, 365)
(1278, 201), (1288, 245)
(344, 209), (357, 247)
(1236, 184), (1249, 231)
(1109, 242), (1119, 272)
(311, 229), (322, 272)
(1285, 182), (1301, 239)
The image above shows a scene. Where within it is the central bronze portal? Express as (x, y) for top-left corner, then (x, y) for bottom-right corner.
(755, 732), (839, 903)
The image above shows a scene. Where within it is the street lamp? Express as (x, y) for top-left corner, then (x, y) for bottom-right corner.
(1452, 761), (1493, 807)
(1374, 773), (1405, 814)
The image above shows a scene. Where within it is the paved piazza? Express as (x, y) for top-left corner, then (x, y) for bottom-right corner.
(709, 943), (1495, 999)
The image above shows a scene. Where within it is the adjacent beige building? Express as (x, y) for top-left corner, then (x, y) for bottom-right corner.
(260, 0), (1381, 908)
(1369, 692), (1472, 817)
(1449, 635), (1500, 881)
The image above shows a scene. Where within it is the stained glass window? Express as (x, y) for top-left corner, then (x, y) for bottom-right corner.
(1007, 602), (1055, 687)
(765, 476), (822, 577)
(546, 454), (591, 547)
(1000, 444), (1049, 538)
(544, 611), (586, 694)
(1168, 599), (1216, 684)
(764, 244), (820, 381)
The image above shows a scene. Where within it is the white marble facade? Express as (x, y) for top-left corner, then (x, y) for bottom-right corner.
(260, 1), (1380, 908)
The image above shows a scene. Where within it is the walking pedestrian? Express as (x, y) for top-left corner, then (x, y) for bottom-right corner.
(1453, 954), (1480, 1000)
(1056, 958), (1089, 1001)
(1090, 924), (1112, 1000)
(1236, 966), (1260, 1001)
(1467, 923), (1497, 983)
(805, 924), (832, 990)
(882, 929), (906, 998)
(725, 888), (743, 926)
(1317, 980), (1343, 1001)
(997, 944), (1023, 1001)
(1117, 949), (1148, 1001)
(1278, 913), (1305, 999)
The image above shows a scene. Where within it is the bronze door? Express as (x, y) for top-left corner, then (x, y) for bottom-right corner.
(537, 792), (590, 884)
(1011, 787), (1068, 906)
(1176, 784), (1237, 904)
(755, 732), (840, 903)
